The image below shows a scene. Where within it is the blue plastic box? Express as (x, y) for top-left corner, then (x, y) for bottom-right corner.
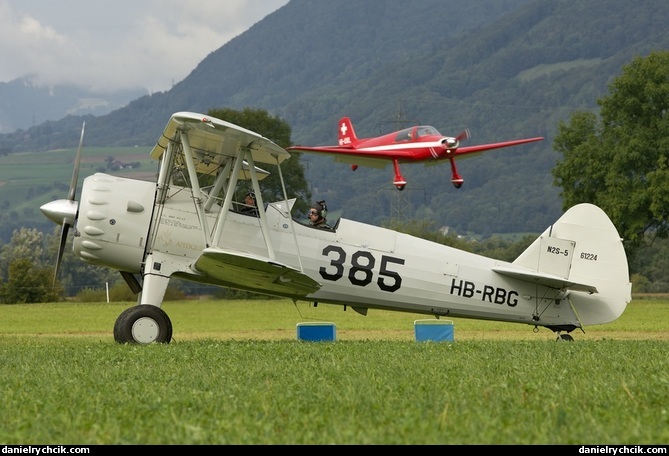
(414, 319), (454, 342)
(296, 322), (336, 342)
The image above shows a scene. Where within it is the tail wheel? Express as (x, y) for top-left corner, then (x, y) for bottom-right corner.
(114, 305), (173, 344)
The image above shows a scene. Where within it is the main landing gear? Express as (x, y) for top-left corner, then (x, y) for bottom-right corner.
(556, 332), (574, 342)
(113, 305), (173, 344)
(539, 325), (577, 342)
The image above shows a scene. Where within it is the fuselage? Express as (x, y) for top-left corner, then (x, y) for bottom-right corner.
(73, 173), (582, 330)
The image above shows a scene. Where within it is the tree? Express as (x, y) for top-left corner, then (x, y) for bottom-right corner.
(553, 50), (669, 254)
(0, 258), (63, 303)
(207, 107), (312, 216)
(0, 227), (50, 282)
(0, 226), (120, 298)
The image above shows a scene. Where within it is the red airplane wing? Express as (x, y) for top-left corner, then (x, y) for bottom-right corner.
(451, 137), (545, 158)
(287, 136), (543, 167)
(287, 145), (394, 168)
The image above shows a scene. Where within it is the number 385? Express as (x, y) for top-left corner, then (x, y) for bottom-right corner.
(319, 245), (405, 292)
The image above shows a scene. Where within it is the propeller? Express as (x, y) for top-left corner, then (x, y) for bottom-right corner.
(456, 128), (471, 143)
(40, 121), (85, 286)
(442, 128), (471, 151)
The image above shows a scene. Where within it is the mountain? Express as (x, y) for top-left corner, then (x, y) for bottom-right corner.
(0, 76), (146, 134)
(1, 0), (668, 238)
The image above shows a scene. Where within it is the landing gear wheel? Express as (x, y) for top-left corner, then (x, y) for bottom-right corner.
(557, 333), (574, 342)
(114, 305), (173, 344)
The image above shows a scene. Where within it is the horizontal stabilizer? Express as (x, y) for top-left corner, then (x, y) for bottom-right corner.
(193, 247), (321, 297)
(492, 266), (598, 293)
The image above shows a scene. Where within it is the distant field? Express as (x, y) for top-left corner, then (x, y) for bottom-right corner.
(0, 146), (156, 226)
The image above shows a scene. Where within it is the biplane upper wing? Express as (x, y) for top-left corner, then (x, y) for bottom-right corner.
(151, 111), (290, 177)
(193, 247), (322, 298)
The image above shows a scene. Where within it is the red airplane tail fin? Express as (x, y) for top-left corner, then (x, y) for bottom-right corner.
(337, 117), (358, 148)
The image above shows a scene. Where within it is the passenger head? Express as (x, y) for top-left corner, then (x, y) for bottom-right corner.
(245, 191), (256, 206)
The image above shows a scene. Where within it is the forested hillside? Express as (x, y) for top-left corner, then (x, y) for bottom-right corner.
(1, 0), (668, 238)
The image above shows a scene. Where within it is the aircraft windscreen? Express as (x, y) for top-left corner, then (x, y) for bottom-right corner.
(417, 126), (440, 137)
(395, 128), (413, 142)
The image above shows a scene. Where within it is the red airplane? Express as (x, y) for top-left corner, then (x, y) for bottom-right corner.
(287, 117), (544, 191)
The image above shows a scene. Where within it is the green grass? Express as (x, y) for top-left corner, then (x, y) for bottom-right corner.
(0, 299), (667, 444)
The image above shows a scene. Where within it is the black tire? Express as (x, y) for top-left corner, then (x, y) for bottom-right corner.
(557, 333), (574, 342)
(113, 305), (173, 344)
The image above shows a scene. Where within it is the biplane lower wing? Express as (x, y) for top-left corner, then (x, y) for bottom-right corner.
(193, 247), (322, 297)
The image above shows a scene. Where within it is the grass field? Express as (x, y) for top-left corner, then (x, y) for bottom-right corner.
(0, 299), (667, 444)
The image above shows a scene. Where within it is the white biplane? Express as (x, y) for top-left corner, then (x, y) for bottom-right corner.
(41, 112), (632, 343)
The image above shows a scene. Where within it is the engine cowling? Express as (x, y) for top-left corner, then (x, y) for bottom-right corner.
(73, 173), (155, 273)
(441, 137), (460, 156)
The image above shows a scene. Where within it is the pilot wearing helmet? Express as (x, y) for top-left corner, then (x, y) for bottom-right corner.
(240, 191), (259, 216)
(308, 200), (333, 230)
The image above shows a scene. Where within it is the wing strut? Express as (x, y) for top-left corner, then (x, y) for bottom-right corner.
(275, 155), (307, 274)
(212, 149), (244, 239)
(203, 160), (233, 212)
(243, 148), (276, 260)
(179, 132), (212, 247)
(205, 141), (279, 262)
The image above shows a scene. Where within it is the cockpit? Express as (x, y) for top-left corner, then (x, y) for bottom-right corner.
(416, 126), (440, 137)
(394, 126), (440, 142)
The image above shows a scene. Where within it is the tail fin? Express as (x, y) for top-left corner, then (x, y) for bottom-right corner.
(338, 117), (358, 148)
(495, 203), (631, 326)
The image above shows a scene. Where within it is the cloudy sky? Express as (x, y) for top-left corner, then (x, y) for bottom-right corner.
(0, 0), (289, 93)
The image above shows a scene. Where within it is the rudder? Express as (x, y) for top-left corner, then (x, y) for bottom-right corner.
(337, 117), (358, 147)
(512, 203), (631, 326)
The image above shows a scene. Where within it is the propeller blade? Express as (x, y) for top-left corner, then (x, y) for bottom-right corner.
(53, 223), (71, 287)
(456, 128), (471, 142)
(67, 121), (85, 202)
(51, 121), (85, 287)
